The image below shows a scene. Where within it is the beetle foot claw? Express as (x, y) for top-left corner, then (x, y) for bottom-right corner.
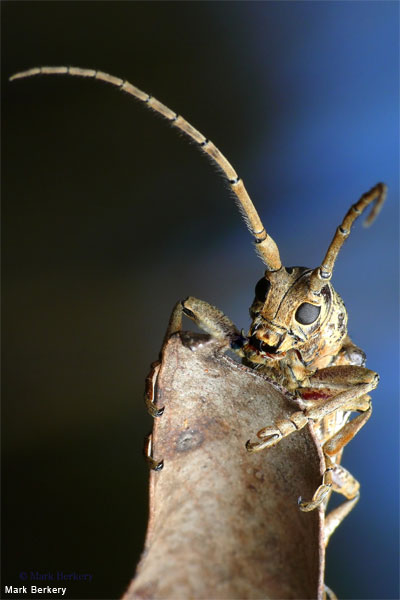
(144, 433), (164, 471)
(147, 457), (164, 471)
(246, 432), (282, 452)
(146, 402), (165, 417)
(298, 482), (332, 511)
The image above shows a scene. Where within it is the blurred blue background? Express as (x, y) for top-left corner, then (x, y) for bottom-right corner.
(3, 2), (398, 599)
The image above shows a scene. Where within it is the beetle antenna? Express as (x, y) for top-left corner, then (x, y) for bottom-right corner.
(310, 182), (387, 293)
(10, 66), (282, 272)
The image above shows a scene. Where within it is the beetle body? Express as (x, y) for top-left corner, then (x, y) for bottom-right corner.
(10, 65), (386, 544)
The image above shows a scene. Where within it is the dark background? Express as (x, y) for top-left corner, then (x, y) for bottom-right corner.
(3, 2), (399, 599)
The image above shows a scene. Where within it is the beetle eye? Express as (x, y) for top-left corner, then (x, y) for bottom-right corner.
(295, 302), (321, 325)
(254, 278), (271, 302)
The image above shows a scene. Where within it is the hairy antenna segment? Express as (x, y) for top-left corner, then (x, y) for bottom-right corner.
(10, 66), (282, 272)
(310, 182), (387, 293)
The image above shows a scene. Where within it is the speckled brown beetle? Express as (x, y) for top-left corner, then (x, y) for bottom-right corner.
(10, 67), (386, 546)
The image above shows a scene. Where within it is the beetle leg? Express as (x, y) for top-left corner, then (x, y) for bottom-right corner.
(307, 399), (369, 523)
(145, 361), (164, 417)
(144, 433), (164, 471)
(324, 583), (338, 600)
(161, 300), (184, 345)
(303, 380), (376, 423)
(145, 300), (186, 419)
(150, 296), (241, 417)
(298, 455), (334, 511)
(324, 466), (361, 546)
(248, 365), (377, 454)
(145, 298), (242, 469)
(296, 366), (376, 498)
(323, 397), (372, 457)
(142, 300), (188, 465)
(299, 456), (361, 516)
(299, 396), (371, 512)
(248, 366), (377, 510)
(163, 297), (245, 354)
(246, 409), (309, 452)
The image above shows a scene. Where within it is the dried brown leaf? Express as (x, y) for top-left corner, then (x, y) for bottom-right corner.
(124, 333), (325, 600)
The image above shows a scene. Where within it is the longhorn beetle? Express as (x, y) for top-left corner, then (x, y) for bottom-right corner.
(10, 66), (386, 545)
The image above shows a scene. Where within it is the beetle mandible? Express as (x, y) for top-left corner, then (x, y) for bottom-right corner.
(10, 66), (387, 542)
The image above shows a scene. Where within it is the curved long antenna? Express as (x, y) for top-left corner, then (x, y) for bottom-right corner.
(10, 66), (282, 272)
(310, 182), (387, 293)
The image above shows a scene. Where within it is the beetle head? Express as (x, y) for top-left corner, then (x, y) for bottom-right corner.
(246, 267), (345, 361)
